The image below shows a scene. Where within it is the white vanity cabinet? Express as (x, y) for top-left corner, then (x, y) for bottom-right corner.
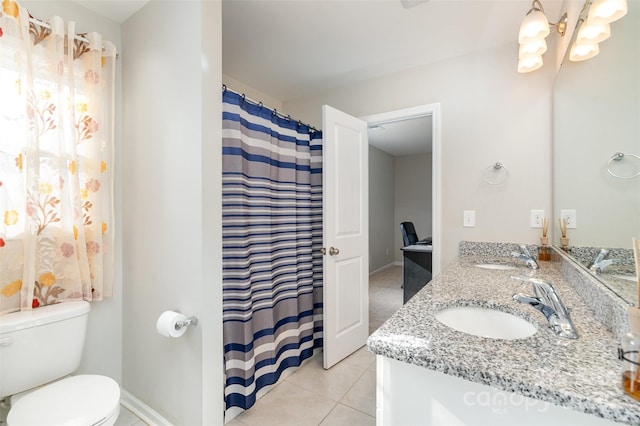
(376, 356), (618, 426)
(368, 248), (640, 426)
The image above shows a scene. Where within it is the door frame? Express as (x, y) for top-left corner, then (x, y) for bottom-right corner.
(361, 103), (442, 277)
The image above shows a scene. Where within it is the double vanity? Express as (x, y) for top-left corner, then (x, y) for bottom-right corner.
(367, 242), (640, 425)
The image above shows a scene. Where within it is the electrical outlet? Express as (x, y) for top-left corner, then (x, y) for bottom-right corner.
(530, 210), (544, 228)
(560, 209), (577, 229)
(463, 210), (475, 227)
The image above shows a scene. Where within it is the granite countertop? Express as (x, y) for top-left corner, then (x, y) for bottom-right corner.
(367, 254), (640, 424)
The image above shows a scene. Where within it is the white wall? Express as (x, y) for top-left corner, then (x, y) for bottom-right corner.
(201, 2), (224, 423)
(122, 1), (223, 424)
(284, 43), (556, 268)
(22, 2), (224, 423)
(394, 154), (432, 263)
(369, 146), (395, 272)
(553, 1), (640, 248)
(369, 149), (433, 268)
(21, 0), (124, 385)
(223, 74), (284, 112)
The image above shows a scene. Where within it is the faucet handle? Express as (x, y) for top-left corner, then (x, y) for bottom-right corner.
(599, 259), (620, 267)
(513, 293), (557, 319)
(512, 281), (579, 339)
(519, 244), (534, 258)
(590, 258), (621, 274)
(510, 245), (539, 269)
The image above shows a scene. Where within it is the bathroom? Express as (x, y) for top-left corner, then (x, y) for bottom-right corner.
(1, 0), (638, 424)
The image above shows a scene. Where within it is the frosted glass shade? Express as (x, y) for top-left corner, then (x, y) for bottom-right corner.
(518, 55), (543, 73)
(569, 42), (600, 61)
(576, 20), (611, 44)
(518, 9), (550, 44)
(519, 39), (548, 58)
(589, 0), (627, 24)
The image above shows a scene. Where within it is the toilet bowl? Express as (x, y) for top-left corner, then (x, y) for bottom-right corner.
(7, 375), (120, 426)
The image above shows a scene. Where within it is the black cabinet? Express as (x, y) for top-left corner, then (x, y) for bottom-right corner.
(401, 246), (433, 304)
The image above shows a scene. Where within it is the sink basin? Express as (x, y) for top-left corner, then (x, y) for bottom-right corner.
(435, 306), (536, 339)
(474, 263), (517, 271)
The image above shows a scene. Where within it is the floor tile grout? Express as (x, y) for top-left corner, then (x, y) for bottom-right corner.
(337, 400), (376, 419)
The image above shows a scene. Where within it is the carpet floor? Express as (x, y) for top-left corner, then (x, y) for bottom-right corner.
(368, 265), (403, 335)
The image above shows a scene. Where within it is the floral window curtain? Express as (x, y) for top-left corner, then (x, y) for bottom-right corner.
(0, 1), (116, 314)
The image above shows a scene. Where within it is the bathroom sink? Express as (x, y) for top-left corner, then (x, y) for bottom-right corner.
(434, 306), (536, 339)
(474, 263), (518, 271)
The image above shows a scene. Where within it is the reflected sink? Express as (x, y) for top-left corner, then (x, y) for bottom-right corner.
(435, 306), (536, 339)
(474, 263), (517, 271)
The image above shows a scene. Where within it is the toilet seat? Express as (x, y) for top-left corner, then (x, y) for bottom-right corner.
(8, 375), (120, 426)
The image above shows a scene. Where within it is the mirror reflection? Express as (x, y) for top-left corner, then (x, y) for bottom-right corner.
(553, 0), (639, 305)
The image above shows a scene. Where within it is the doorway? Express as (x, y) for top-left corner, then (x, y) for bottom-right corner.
(363, 104), (441, 333)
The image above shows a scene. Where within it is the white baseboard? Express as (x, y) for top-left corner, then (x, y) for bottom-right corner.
(369, 262), (401, 276)
(121, 389), (173, 426)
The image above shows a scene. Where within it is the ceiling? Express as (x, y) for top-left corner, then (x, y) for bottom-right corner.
(72, 0), (149, 23)
(368, 116), (432, 156)
(73, 0), (563, 157)
(222, 0), (563, 102)
(221, 0), (560, 157)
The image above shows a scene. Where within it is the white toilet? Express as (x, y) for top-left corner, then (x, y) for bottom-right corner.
(0, 301), (121, 425)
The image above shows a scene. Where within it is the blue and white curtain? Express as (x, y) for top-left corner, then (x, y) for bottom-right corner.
(222, 89), (323, 410)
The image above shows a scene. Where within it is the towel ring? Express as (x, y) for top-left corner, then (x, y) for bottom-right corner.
(607, 152), (640, 179)
(482, 162), (509, 185)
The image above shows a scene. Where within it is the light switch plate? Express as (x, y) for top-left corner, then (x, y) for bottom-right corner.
(530, 210), (544, 228)
(560, 209), (577, 229)
(463, 210), (475, 227)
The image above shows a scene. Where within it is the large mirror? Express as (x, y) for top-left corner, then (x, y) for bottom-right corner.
(553, 0), (640, 305)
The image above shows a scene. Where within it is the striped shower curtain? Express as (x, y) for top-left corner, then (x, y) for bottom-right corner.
(222, 89), (323, 410)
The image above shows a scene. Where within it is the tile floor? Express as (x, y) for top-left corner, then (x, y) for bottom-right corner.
(112, 345), (376, 426)
(114, 266), (402, 426)
(228, 346), (377, 426)
(114, 405), (147, 426)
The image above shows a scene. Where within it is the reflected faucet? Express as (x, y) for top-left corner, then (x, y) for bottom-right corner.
(587, 249), (619, 274)
(511, 275), (578, 339)
(511, 244), (539, 270)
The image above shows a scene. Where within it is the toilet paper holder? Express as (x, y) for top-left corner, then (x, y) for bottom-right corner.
(174, 309), (198, 330)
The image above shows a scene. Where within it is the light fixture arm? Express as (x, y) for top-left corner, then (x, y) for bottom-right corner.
(527, 0), (546, 14)
(526, 0), (568, 36)
(551, 12), (568, 36)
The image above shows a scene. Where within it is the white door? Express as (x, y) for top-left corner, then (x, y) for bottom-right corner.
(322, 105), (369, 369)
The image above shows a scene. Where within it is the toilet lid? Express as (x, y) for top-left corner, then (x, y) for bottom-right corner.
(8, 375), (120, 426)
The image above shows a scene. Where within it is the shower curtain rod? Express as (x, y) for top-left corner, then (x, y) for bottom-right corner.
(27, 15), (119, 59)
(222, 85), (318, 132)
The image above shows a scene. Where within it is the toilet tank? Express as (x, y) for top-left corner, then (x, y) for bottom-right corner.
(0, 301), (90, 398)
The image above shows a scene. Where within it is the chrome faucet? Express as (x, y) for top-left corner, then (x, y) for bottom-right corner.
(511, 244), (539, 270)
(587, 249), (619, 274)
(511, 275), (578, 339)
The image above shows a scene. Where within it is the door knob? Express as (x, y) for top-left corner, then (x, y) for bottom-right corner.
(329, 247), (340, 256)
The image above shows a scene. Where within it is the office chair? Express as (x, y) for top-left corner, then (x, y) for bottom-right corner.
(400, 222), (432, 247)
(400, 222), (418, 246)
